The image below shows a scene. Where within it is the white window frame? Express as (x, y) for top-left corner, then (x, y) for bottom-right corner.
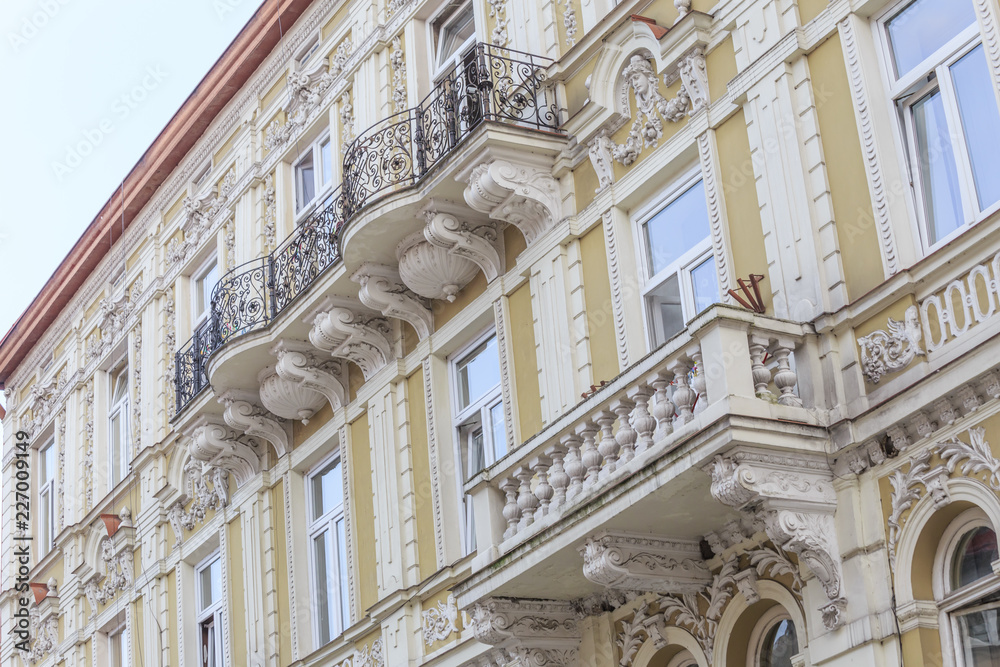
(634, 168), (718, 348)
(933, 508), (1000, 666)
(196, 552), (225, 667)
(192, 255), (220, 329)
(108, 360), (130, 492)
(297, 32), (321, 66)
(106, 621), (129, 667)
(37, 437), (55, 555)
(874, 0), (1000, 254)
(306, 453), (350, 647)
(191, 161), (212, 190)
(429, 0), (477, 79)
(450, 329), (506, 555)
(293, 133), (334, 220)
(746, 606), (799, 667)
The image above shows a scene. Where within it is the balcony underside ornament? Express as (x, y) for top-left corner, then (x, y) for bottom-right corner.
(464, 159), (562, 245)
(707, 450), (846, 630)
(352, 262), (434, 338)
(272, 339), (348, 412)
(470, 598), (580, 667)
(581, 531), (712, 593)
(397, 232), (480, 303)
(219, 389), (291, 456)
(423, 203), (504, 283)
(258, 365), (327, 425)
(189, 419), (262, 486)
(307, 298), (394, 379)
(857, 305), (924, 384)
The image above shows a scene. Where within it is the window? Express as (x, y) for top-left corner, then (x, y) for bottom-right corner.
(749, 610), (799, 667)
(38, 438), (55, 555)
(298, 36), (320, 66)
(307, 457), (350, 646)
(938, 512), (1000, 664)
(294, 135), (334, 216)
(108, 363), (130, 490)
(638, 174), (719, 346)
(192, 162), (212, 189)
(451, 332), (506, 554)
(108, 625), (128, 667)
(431, 1), (476, 74)
(193, 257), (220, 327)
(196, 554), (225, 667)
(879, 0), (1000, 250)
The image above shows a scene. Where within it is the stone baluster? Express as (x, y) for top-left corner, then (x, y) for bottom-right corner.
(749, 335), (773, 399)
(577, 421), (602, 487)
(650, 371), (675, 440)
(690, 348), (707, 415)
(628, 385), (656, 455)
(771, 338), (802, 407)
(547, 444), (569, 511)
(501, 478), (522, 539)
(669, 358), (696, 424)
(531, 456), (553, 517)
(562, 433), (585, 500)
(596, 410), (620, 478)
(515, 466), (538, 530)
(612, 399), (637, 465)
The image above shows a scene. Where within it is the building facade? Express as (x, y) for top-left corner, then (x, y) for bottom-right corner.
(3, 0), (1000, 664)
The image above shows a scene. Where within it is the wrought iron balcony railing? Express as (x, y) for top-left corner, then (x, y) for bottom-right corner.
(174, 44), (561, 415)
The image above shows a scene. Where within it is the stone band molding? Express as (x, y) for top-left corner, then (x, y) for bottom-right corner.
(580, 531), (712, 593)
(707, 448), (847, 629)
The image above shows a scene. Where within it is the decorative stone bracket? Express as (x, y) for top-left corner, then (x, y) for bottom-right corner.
(307, 297), (395, 379)
(167, 458), (229, 543)
(188, 418), (262, 487)
(422, 202), (504, 283)
(470, 598), (580, 666)
(580, 531), (711, 593)
(708, 449), (847, 630)
(464, 159), (562, 245)
(220, 389), (291, 456)
(272, 338), (348, 413)
(352, 262), (434, 337)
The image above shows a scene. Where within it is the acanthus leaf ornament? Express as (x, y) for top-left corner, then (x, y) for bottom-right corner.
(422, 593), (460, 646)
(857, 305), (924, 384)
(352, 262), (435, 337)
(17, 605), (58, 665)
(168, 459), (230, 543)
(307, 298), (395, 379)
(580, 531), (711, 593)
(390, 36), (407, 112)
(588, 129), (615, 192)
(487, 0), (510, 46)
(422, 204), (504, 284)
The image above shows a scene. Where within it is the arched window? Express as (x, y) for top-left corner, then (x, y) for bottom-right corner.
(748, 607), (800, 667)
(938, 510), (1000, 665)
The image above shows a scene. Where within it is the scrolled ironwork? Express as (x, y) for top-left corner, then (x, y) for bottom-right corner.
(174, 43), (561, 416)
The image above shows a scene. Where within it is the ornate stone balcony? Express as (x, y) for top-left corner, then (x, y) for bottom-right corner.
(174, 43), (561, 416)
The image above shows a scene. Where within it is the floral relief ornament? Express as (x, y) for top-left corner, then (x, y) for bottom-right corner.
(857, 304), (924, 384)
(613, 55), (691, 166)
(422, 594), (460, 646)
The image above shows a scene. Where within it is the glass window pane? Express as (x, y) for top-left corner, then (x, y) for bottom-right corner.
(437, 3), (475, 68)
(951, 45), (1000, 211)
(311, 460), (343, 521)
(296, 153), (315, 211)
(457, 336), (500, 409)
(490, 401), (506, 460)
(337, 518), (350, 630)
(40, 443), (55, 482)
(313, 531), (332, 645)
(200, 558), (221, 610)
(198, 261), (219, 317)
(40, 491), (51, 552)
(912, 89), (965, 244)
(690, 256), (719, 316)
(958, 606), (1000, 664)
(886, 0), (976, 77)
(759, 619), (799, 667)
(644, 180), (709, 276)
(321, 140), (333, 186)
(953, 527), (999, 588)
(111, 413), (123, 485)
(647, 273), (683, 344)
(468, 429), (485, 477)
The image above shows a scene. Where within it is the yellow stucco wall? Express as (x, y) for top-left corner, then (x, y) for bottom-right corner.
(349, 412), (378, 614)
(435, 271), (488, 329)
(508, 284), (543, 439)
(706, 36), (736, 103)
(579, 226), (620, 384)
(406, 367), (438, 582)
(228, 518), (247, 667)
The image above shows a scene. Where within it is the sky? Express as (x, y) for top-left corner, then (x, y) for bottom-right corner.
(0, 0), (264, 399)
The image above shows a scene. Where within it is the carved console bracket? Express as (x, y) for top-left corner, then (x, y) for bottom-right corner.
(464, 159), (562, 245)
(219, 389), (292, 457)
(470, 598), (581, 666)
(307, 297), (395, 380)
(580, 531), (711, 593)
(272, 339), (348, 412)
(707, 449), (847, 630)
(423, 201), (504, 282)
(187, 418), (262, 487)
(352, 262), (434, 337)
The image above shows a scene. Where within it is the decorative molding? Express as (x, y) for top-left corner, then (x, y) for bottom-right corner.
(164, 287), (177, 416)
(272, 339), (348, 410)
(84, 380), (95, 512)
(677, 47), (709, 114)
(390, 35), (407, 112)
(188, 419), (262, 486)
(356, 637), (385, 667)
(602, 211), (631, 371)
(857, 305), (924, 384)
(838, 17), (899, 275)
(697, 132), (732, 297)
(84, 535), (134, 614)
(423, 357), (446, 567)
(423, 204), (504, 283)
(612, 54), (690, 166)
(470, 598), (580, 666)
(580, 531), (711, 593)
(224, 218), (236, 269)
(132, 323), (142, 447)
(307, 299), (394, 379)
(266, 57), (336, 152)
(422, 594), (460, 646)
(588, 130), (615, 192)
(493, 299), (517, 454)
(57, 412), (65, 531)
(352, 262), (434, 338)
(560, 0), (577, 46)
(464, 159), (562, 245)
(262, 172), (277, 249)
(167, 458), (229, 543)
(329, 37), (354, 78)
(396, 232), (481, 304)
(339, 424), (357, 624)
(340, 91), (355, 154)
(219, 389), (291, 457)
(708, 451), (845, 629)
(487, 0), (510, 46)
(17, 605), (58, 665)
(886, 449), (931, 568)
